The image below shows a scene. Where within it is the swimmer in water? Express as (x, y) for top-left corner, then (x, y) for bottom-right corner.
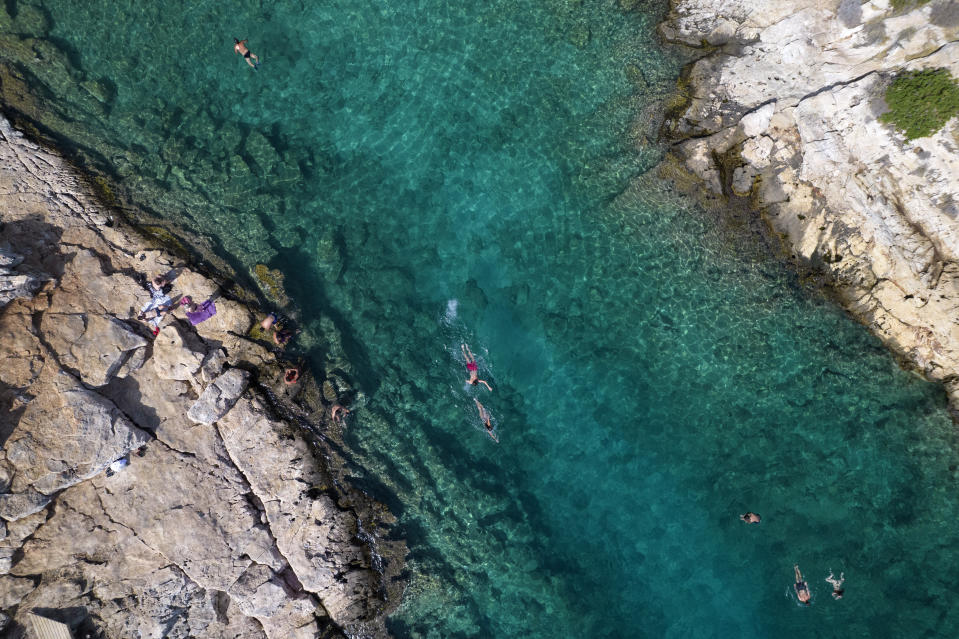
(331, 404), (350, 425)
(233, 38), (260, 69)
(474, 398), (498, 442)
(794, 565), (812, 605)
(461, 343), (492, 391)
(825, 570), (845, 600)
(739, 511), (761, 524)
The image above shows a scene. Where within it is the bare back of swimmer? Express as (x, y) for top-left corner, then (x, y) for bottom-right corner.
(794, 565), (812, 604)
(474, 398), (498, 442)
(462, 343), (492, 391)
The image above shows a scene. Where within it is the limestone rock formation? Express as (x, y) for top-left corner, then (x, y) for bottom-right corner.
(218, 397), (387, 634)
(188, 367), (251, 424)
(661, 0), (959, 408)
(2, 365), (150, 514)
(0, 112), (403, 637)
(40, 312), (148, 386)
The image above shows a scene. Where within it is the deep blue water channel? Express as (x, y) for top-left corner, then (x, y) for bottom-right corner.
(6, 0), (959, 636)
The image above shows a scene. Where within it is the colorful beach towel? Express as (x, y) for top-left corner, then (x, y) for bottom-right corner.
(185, 299), (217, 325)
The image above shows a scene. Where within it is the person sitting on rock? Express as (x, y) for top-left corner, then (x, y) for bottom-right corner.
(273, 326), (294, 346)
(331, 403), (350, 424)
(261, 312), (278, 331)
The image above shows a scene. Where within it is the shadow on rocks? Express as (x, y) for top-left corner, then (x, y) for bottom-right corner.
(0, 380), (27, 448)
(0, 215), (68, 281)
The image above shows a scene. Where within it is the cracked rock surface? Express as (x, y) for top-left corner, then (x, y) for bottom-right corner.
(661, 0), (959, 409)
(0, 114), (403, 637)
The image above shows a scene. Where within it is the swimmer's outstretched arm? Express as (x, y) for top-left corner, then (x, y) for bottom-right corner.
(794, 565), (803, 583)
(478, 379), (492, 392)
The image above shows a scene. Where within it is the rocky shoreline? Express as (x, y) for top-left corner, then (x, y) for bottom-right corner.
(658, 0), (959, 413)
(0, 115), (405, 638)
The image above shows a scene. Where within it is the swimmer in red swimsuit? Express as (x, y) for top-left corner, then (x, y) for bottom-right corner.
(461, 343), (492, 391)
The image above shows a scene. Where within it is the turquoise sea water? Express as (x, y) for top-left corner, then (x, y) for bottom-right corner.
(4, 0), (959, 637)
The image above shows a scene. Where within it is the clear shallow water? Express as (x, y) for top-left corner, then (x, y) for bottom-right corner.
(5, 0), (959, 637)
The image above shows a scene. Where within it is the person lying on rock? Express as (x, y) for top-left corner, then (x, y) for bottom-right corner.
(140, 305), (169, 336)
(148, 274), (169, 296)
(138, 275), (172, 320)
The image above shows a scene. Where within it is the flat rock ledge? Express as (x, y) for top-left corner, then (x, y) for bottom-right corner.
(660, 0), (959, 411)
(0, 114), (404, 637)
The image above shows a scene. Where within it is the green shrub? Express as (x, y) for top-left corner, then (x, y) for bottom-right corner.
(880, 68), (959, 139)
(890, 0), (929, 10)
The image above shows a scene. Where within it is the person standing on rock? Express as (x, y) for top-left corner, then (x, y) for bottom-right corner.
(234, 38), (260, 70)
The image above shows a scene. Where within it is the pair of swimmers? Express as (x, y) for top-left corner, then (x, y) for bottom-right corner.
(462, 344), (497, 442)
(740, 513), (846, 603)
(794, 565), (845, 604)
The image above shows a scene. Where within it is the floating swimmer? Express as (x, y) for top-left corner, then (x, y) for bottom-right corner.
(462, 343), (492, 391)
(825, 570), (845, 600)
(233, 38), (260, 70)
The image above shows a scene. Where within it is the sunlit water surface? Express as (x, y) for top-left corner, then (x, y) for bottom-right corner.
(5, 0), (959, 636)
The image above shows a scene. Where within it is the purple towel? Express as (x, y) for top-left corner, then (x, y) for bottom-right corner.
(186, 299), (217, 325)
